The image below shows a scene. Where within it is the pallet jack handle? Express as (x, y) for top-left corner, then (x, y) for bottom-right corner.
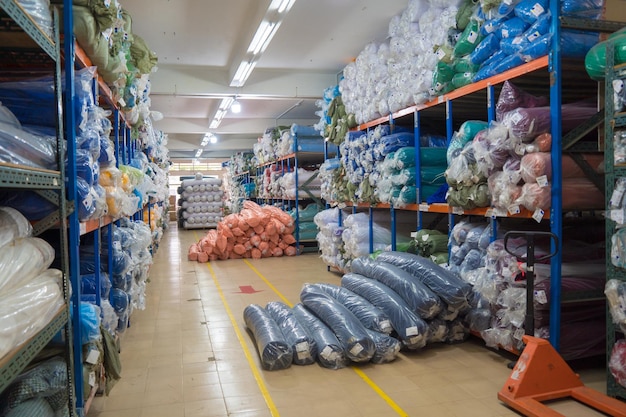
(503, 231), (559, 336)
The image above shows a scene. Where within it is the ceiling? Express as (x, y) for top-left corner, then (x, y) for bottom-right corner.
(121, 0), (409, 162)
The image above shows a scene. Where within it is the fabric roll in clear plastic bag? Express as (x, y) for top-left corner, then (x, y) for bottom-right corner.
(0, 206), (32, 249)
(0, 236), (54, 294)
(0, 114), (58, 170)
(375, 251), (471, 312)
(313, 283), (392, 334)
(514, 0), (549, 24)
(366, 329), (401, 364)
(496, 81), (548, 121)
(516, 182), (550, 211)
(80, 272), (112, 300)
(427, 318), (448, 343)
(469, 33), (500, 66)
(243, 304), (292, 371)
(340, 273), (429, 350)
(351, 257), (442, 320)
(0, 268), (63, 359)
(291, 303), (348, 370)
(520, 152), (551, 183)
(610, 340), (626, 388)
(265, 301), (316, 366)
(300, 284), (375, 362)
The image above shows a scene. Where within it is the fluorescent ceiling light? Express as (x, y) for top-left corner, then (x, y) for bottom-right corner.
(209, 135), (218, 144)
(209, 119), (220, 129)
(277, 0), (296, 13)
(218, 97), (234, 110)
(195, 149), (203, 158)
(231, 99), (241, 113)
(230, 61), (257, 87)
(248, 20), (276, 55)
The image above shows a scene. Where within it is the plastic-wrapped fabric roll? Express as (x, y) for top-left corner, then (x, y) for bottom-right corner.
(313, 283), (393, 334)
(341, 273), (428, 350)
(243, 304), (292, 371)
(300, 284), (375, 362)
(374, 251), (471, 312)
(265, 301), (316, 366)
(427, 318), (449, 343)
(351, 257), (442, 320)
(465, 308), (492, 332)
(292, 303), (348, 370)
(366, 329), (401, 364)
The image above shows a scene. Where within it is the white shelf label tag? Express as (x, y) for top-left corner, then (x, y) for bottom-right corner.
(532, 208), (545, 223)
(86, 348), (100, 365)
(612, 209), (625, 224)
(419, 203), (430, 211)
(452, 207), (464, 215)
(534, 290), (548, 305)
(536, 175), (549, 187)
(88, 371), (96, 387)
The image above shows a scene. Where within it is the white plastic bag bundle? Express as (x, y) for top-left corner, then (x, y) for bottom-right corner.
(0, 237), (55, 294)
(0, 268), (64, 359)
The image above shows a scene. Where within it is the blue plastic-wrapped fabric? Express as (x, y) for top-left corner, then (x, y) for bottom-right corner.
(469, 33), (500, 65)
(74, 150), (98, 186)
(340, 273), (429, 350)
(0, 118), (58, 170)
(313, 283), (393, 334)
(290, 124), (320, 137)
(77, 126), (101, 159)
(446, 318), (470, 343)
(79, 302), (101, 345)
(514, 0), (549, 24)
(80, 272), (111, 299)
(374, 252), (471, 312)
(243, 304), (293, 371)
(265, 301), (316, 366)
(75, 178), (97, 221)
(496, 17), (529, 39)
(366, 330), (401, 364)
(99, 136), (116, 166)
(351, 257), (442, 320)
(465, 308), (492, 332)
(109, 288), (129, 314)
(300, 284), (375, 362)
(561, 0), (604, 18)
(112, 271), (132, 292)
(292, 303), (348, 370)
(378, 133), (414, 157)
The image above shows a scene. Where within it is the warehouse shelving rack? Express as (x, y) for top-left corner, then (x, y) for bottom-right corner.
(0, 1), (76, 415)
(329, 5), (622, 354)
(604, 37), (626, 399)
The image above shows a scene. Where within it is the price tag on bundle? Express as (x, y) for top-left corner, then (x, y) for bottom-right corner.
(452, 207), (464, 215)
(532, 208), (545, 223)
(612, 209), (625, 225)
(89, 371), (96, 387)
(86, 348), (100, 365)
(531, 3), (545, 17)
(349, 343), (364, 356)
(515, 143), (526, 156)
(495, 208), (508, 217)
(508, 205), (521, 216)
(536, 175), (549, 187)
(534, 289), (548, 305)
(513, 328), (525, 341)
(484, 208), (494, 218)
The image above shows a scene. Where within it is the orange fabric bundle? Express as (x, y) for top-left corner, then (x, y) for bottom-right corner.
(253, 224), (264, 235)
(188, 243), (199, 261)
(284, 246), (297, 256)
(232, 227), (245, 237)
(197, 252), (209, 263)
(234, 244), (246, 255)
(272, 247), (283, 257)
(250, 235), (261, 247)
(251, 248), (262, 259)
(283, 234), (296, 245)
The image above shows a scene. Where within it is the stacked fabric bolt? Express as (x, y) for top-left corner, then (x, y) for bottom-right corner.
(289, 204), (321, 242)
(0, 207), (65, 360)
(188, 201), (297, 262)
(314, 208), (346, 271)
(242, 252), (474, 371)
(177, 174), (224, 230)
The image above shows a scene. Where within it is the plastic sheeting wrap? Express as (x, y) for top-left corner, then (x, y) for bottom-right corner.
(266, 301), (316, 366)
(367, 329), (401, 364)
(243, 304), (292, 371)
(606, 279), (626, 334)
(340, 273), (429, 350)
(313, 283), (393, 334)
(300, 284), (375, 362)
(374, 252), (471, 312)
(350, 257), (442, 320)
(292, 303), (348, 370)
(610, 340), (626, 389)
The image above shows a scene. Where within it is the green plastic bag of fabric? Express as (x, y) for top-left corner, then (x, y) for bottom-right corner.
(435, 44), (454, 64)
(433, 61), (455, 85)
(456, 0), (479, 30)
(396, 185), (417, 206)
(453, 56), (481, 73)
(585, 30), (626, 80)
(421, 167), (445, 185)
(420, 148), (447, 166)
(454, 19), (483, 58)
(394, 147), (415, 168)
(430, 252), (449, 265)
(452, 71), (475, 88)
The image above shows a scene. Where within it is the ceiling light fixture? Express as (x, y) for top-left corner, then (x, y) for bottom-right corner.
(277, 0), (296, 13)
(248, 20), (276, 55)
(230, 61), (257, 88)
(195, 149), (203, 158)
(209, 135), (218, 144)
(231, 99), (241, 113)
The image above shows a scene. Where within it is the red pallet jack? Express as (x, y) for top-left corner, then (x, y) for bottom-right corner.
(498, 231), (626, 417)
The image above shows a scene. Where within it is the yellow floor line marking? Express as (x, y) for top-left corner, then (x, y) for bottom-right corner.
(203, 260), (280, 417)
(242, 259), (293, 307)
(242, 258), (409, 417)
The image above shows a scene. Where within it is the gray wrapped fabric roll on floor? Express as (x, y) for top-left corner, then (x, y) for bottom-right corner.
(375, 251), (471, 311)
(313, 282), (393, 334)
(292, 303), (349, 370)
(243, 304), (293, 371)
(266, 301), (317, 366)
(341, 273), (429, 350)
(351, 257), (443, 319)
(367, 329), (401, 364)
(300, 284), (375, 363)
